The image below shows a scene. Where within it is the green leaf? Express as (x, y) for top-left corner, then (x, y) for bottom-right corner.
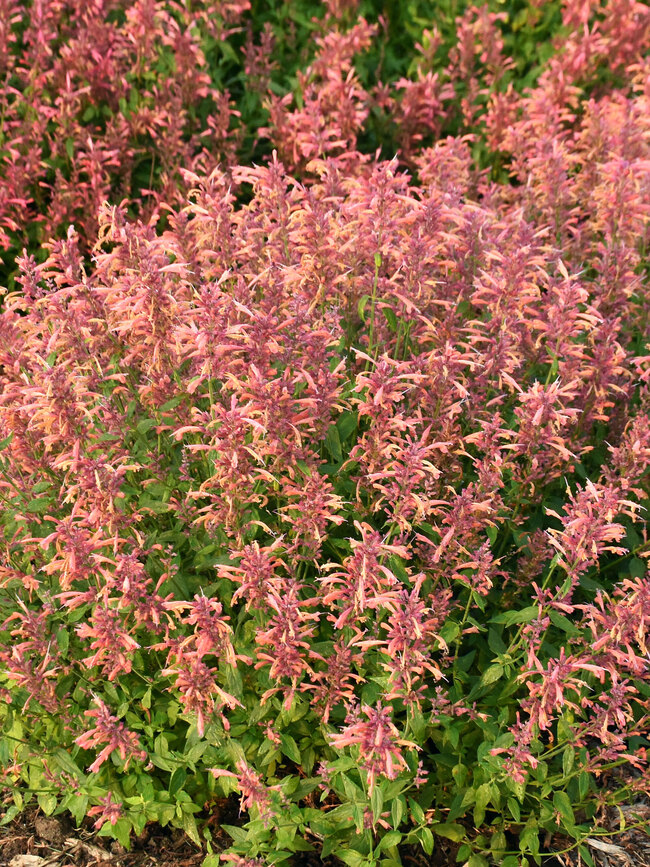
(159, 396), (184, 412)
(336, 411), (358, 441)
(439, 621), (460, 644)
(380, 830), (402, 851)
(419, 826), (434, 855)
(358, 295), (370, 321)
(55, 628), (69, 654)
(480, 664), (504, 686)
(280, 734), (301, 765)
(267, 852), (293, 865)
(431, 822), (465, 842)
(186, 742), (208, 764)
(578, 844), (595, 867)
(139, 498), (171, 514)
(473, 782), (492, 826)
(371, 785), (384, 823)
(491, 830), (507, 855)
(391, 796), (405, 828)
(136, 418), (157, 435)
(182, 810), (201, 845)
(0, 805), (20, 826)
(488, 627), (507, 655)
(553, 791), (574, 825)
(519, 819), (540, 855)
(324, 425), (342, 463)
(338, 851), (366, 867)
(383, 307), (398, 332)
(491, 606), (538, 626)
(37, 793), (57, 816)
(630, 557), (646, 578)
(409, 798), (425, 824)
(169, 767), (187, 796)
(26, 498), (53, 514)
(68, 794), (88, 824)
(220, 824), (248, 843)
(149, 754), (175, 772)
(562, 746), (574, 776)
(295, 459), (312, 477)
(98, 817), (132, 849)
(52, 749), (83, 780)
(549, 610), (581, 637)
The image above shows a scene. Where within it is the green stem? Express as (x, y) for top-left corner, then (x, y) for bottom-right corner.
(366, 252), (381, 367)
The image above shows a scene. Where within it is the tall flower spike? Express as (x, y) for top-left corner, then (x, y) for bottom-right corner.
(75, 697), (146, 774)
(329, 703), (416, 795)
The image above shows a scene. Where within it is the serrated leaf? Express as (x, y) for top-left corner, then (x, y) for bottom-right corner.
(98, 816), (131, 849)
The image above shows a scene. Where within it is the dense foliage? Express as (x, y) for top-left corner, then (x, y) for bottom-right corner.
(0, 0), (621, 283)
(1, 1), (650, 866)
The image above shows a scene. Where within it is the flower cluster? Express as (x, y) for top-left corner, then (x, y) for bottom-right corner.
(0, 0), (649, 863)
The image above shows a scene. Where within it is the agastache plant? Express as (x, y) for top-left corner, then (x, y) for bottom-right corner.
(0, 2), (649, 866)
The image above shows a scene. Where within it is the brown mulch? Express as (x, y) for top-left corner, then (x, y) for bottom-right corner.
(551, 802), (650, 867)
(0, 804), (206, 867)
